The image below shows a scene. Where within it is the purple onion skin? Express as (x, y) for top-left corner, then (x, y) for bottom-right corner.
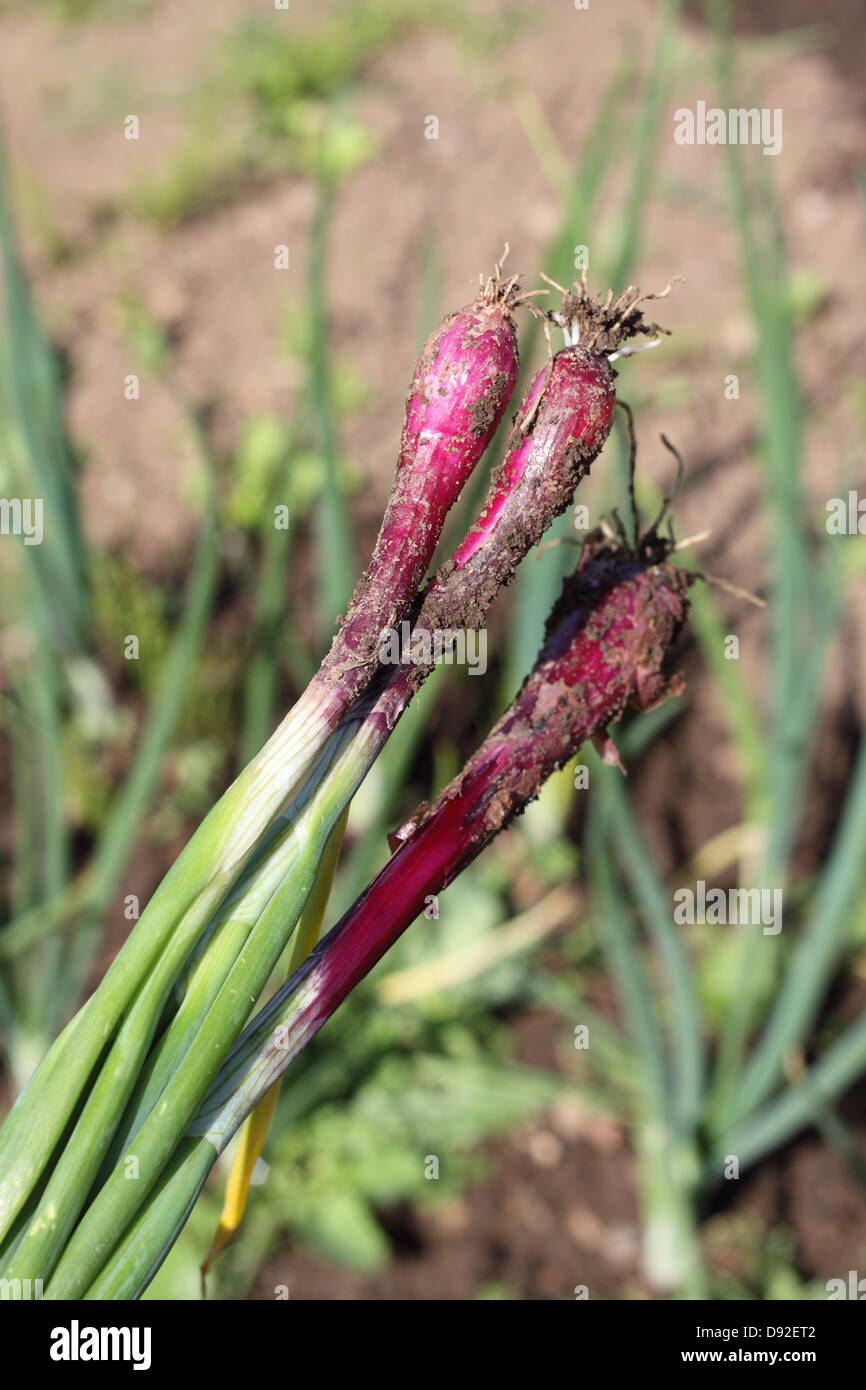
(232, 543), (690, 1100)
(312, 293), (519, 718)
(448, 348), (616, 570)
(368, 346), (618, 730)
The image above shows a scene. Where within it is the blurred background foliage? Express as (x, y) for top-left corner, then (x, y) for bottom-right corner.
(1, 0), (865, 1298)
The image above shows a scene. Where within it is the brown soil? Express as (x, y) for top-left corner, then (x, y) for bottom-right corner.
(251, 1074), (643, 1301)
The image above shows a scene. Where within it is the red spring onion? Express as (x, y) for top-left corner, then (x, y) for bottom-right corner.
(0, 261), (523, 1257)
(79, 535), (692, 1300)
(214, 536), (692, 1123)
(303, 265), (522, 715)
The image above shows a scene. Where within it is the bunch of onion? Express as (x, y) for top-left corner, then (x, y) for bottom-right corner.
(0, 260), (676, 1298)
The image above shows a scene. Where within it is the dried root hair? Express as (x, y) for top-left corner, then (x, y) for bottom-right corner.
(540, 268), (683, 359)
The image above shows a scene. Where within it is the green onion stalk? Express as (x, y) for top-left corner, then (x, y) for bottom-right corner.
(84, 533), (693, 1298)
(0, 265), (522, 1256)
